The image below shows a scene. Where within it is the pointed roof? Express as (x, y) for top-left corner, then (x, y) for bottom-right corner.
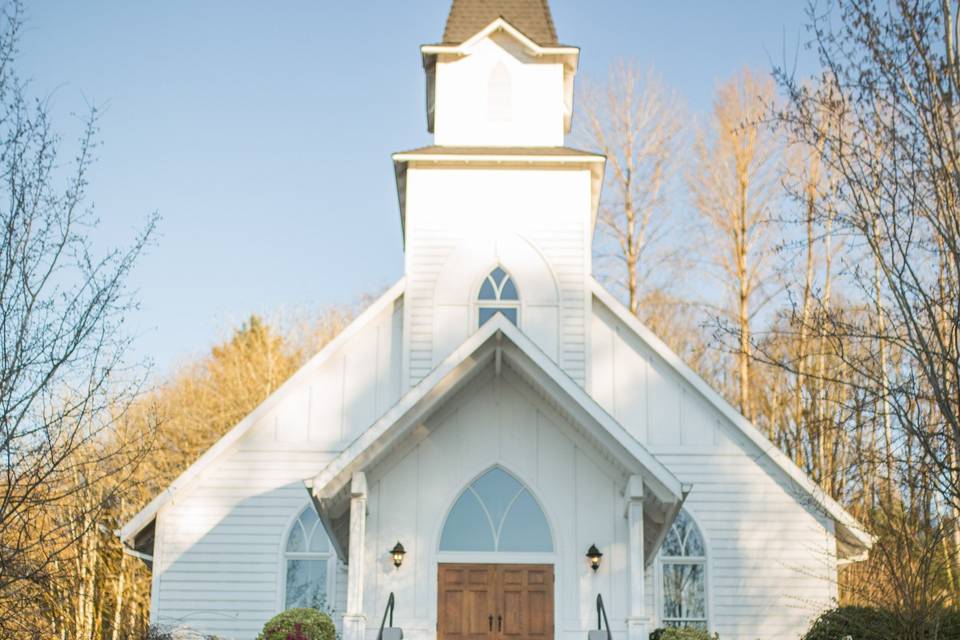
(443, 0), (558, 45)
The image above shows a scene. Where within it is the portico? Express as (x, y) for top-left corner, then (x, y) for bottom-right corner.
(308, 317), (686, 640)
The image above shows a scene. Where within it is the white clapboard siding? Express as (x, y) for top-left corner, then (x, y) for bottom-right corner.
(590, 296), (838, 639)
(402, 166), (592, 387)
(153, 296), (404, 639)
(433, 35), (565, 147)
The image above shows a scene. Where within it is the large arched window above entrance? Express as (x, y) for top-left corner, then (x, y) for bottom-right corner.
(477, 267), (519, 327)
(440, 467), (552, 552)
(283, 506), (334, 610)
(658, 510), (708, 629)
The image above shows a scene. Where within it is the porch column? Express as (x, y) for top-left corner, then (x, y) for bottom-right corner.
(626, 475), (649, 640)
(343, 472), (368, 640)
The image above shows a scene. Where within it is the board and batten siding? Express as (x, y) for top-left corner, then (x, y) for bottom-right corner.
(152, 297), (404, 639)
(360, 365), (634, 640)
(401, 166), (592, 387)
(590, 295), (839, 639)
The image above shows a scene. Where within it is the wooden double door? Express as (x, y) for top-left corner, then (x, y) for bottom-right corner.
(438, 564), (554, 640)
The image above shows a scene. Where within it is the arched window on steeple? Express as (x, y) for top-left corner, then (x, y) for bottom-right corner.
(487, 62), (512, 123)
(477, 266), (519, 326)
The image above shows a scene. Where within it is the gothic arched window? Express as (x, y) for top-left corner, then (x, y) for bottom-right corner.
(440, 467), (552, 552)
(283, 506), (334, 610)
(659, 510), (708, 629)
(477, 267), (519, 327)
(487, 62), (512, 123)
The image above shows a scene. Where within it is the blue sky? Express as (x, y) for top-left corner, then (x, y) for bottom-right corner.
(19, 1), (815, 376)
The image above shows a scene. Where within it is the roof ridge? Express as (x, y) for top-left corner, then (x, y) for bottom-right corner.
(442, 0), (558, 46)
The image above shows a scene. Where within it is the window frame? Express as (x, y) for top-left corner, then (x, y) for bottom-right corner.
(487, 61), (513, 124)
(277, 504), (338, 614)
(654, 509), (711, 632)
(436, 466), (555, 565)
(474, 266), (521, 330)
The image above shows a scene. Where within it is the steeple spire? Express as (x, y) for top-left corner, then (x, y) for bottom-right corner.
(442, 0), (558, 45)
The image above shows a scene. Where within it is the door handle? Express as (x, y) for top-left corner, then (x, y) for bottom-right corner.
(497, 615), (502, 632)
(489, 615), (493, 631)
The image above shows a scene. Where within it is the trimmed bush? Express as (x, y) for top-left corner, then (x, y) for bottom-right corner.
(257, 608), (336, 640)
(802, 606), (895, 640)
(649, 628), (718, 640)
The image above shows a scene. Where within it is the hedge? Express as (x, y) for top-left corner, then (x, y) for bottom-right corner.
(256, 608), (336, 640)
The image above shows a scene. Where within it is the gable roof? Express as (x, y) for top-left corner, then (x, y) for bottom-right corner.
(307, 313), (687, 563)
(443, 0), (557, 45)
(116, 279), (407, 546)
(590, 279), (875, 560)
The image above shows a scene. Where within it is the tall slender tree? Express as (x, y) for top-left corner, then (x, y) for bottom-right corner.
(578, 61), (682, 317)
(689, 69), (784, 420)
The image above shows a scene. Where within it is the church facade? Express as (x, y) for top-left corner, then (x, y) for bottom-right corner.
(120, 2), (872, 639)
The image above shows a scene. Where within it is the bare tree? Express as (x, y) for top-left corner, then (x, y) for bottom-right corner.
(753, 0), (960, 617)
(0, 2), (156, 634)
(776, 0), (960, 511)
(578, 61), (683, 317)
(689, 69), (784, 421)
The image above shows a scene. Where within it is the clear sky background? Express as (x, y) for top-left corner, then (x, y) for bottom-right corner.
(18, 1), (816, 377)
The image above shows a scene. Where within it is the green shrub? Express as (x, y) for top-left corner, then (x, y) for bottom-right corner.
(802, 606), (899, 640)
(649, 628), (717, 640)
(257, 609), (336, 640)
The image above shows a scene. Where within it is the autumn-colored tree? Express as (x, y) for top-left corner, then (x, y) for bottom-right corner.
(579, 61), (683, 318)
(689, 69), (784, 421)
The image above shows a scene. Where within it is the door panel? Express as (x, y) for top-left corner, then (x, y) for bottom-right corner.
(438, 564), (553, 640)
(438, 564), (497, 640)
(498, 565), (553, 640)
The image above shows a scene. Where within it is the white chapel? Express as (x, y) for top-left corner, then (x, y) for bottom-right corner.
(120, 2), (873, 639)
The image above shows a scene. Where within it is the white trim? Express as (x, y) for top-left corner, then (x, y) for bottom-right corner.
(148, 507), (164, 625)
(118, 279), (407, 544)
(420, 18), (580, 58)
(590, 280), (875, 556)
(435, 552), (557, 565)
(392, 152), (604, 164)
(310, 314), (683, 506)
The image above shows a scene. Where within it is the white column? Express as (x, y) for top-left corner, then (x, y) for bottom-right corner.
(343, 472), (368, 640)
(626, 475), (649, 640)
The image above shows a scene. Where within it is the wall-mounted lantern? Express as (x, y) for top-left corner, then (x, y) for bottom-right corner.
(586, 544), (603, 572)
(390, 541), (406, 569)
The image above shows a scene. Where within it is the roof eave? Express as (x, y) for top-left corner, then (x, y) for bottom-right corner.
(117, 279), (408, 545)
(420, 16), (580, 69)
(590, 280), (875, 560)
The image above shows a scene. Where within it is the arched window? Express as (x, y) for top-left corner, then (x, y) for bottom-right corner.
(477, 267), (519, 327)
(487, 62), (512, 123)
(440, 467), (551, 552)
(659, 511), (708, 629)
(283, 506), (334, 610)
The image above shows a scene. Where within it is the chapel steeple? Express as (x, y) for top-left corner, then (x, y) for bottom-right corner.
(442, 0), (558, 46)
(420, 0), (579, 146)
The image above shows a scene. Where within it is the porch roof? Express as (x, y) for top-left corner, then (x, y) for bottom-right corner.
(305, 314), (687, 564)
